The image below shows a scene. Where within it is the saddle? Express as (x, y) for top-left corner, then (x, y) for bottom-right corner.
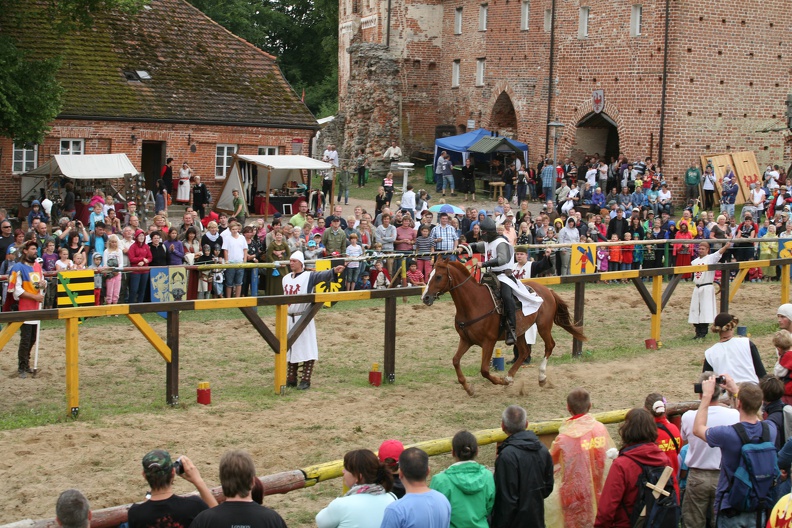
(481, 273), (504, 315)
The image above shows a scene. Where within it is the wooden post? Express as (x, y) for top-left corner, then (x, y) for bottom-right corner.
(783, 265), (790, 304)
(166, 311), (180, 406)
(384, 296), (396, 382)
(719, 272), (730, 313)
(651, 275), (662, 341)
(274, 304), (288, 394)
(264, 167), (272, 222)
(65, 318), (79, 418)
(572, 282), (585, 357)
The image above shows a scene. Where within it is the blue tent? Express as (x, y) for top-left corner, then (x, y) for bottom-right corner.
(434, 128), (528, 167)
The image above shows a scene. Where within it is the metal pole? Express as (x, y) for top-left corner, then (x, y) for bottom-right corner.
(551, 135), (558, 205)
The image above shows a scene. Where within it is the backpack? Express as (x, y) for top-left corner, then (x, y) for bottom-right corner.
(726, 422), (779, 514)
(624, 456), (679, 528)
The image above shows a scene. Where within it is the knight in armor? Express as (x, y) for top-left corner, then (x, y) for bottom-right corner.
(464, 217), (520, 345)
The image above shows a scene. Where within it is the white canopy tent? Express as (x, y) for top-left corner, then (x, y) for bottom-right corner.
(22, 154), (140, 203)
(217, 155), (334, 218)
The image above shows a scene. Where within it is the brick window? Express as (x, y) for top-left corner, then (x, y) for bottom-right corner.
(60, 139), (84, 155)
(215, 144), (237, 179)
(452, 60), (460, 87)
(520, 0), (530, 30)
(578, 7), (589, 39)
(543, 9), (552, 32)
(475, 59), (485, 86)
(454, 7), (463, 35)
(258, 146), (278, 155)
(630, 5), (642, 36)
(12, 143), (37, 173)
(478, 4), (488, 31)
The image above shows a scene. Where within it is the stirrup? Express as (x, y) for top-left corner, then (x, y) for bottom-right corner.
(505, 326), (516, 346)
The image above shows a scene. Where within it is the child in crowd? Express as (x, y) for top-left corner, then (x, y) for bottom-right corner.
(89, 202), (104, 233)
(304, 239), (322, 262)
(370, 260), (390, 289)
(56, 247), (73, 271)
(91, 253), (104, 305)
(102, 235), (124, 306)
(608, 234), (621, 272)
(620, 232), (634, 271)
(41, 241), (58, 272)
(406, 261), (426, 286)
(357, 272), (372, 290)
(73, 252), (87, 270)
(212, 244), (225, 298)
(312, 233), (326, 258)
(414, 225), (434, 279)
(631, 233), (643, 270)
(195, 244), (214, 300)
(596, 244), (609, 275)
(772, 330), (792, 405)
(345, 234), (363, 290)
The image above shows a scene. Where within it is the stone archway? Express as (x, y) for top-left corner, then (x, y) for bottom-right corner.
(490, 91), (518, 138)
(569, 99), (624, 162)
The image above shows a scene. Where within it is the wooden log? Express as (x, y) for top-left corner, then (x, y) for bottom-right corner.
(166, 311), (180, 406)
(384, 296), (397, 382)
(239, 307), (280, 353)
(572, 282), (585, 357)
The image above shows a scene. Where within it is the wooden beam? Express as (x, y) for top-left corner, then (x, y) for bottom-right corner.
(630, 277), (657, 314)
(572, 282), (585, 357)
(651, 275), (662, 341)
(65, 318), (79, 418)
(286, 303), (323, 349)
(239, 307), (280, 352)
(166, 311), (180, 406)
(274, 305), (288, 394)
(384, 297), (396, 382)
(661, 273), (683, 310)
(126, 314), (171, 363)
(0, 321), (23, 351)
(728, 268), (750, 303)
(783, 265), (790, 304)
(719, 274), (730, 313)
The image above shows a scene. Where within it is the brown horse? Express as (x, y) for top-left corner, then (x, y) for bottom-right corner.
(421, 257), (586, 395)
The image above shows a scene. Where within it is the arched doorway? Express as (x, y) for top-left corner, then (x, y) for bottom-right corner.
(490, 92), (518, 138)
(573, 112), (619, 162)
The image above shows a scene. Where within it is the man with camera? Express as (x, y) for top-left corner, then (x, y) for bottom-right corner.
(680, 372), (739, 527)
(128, 449), (217, 528)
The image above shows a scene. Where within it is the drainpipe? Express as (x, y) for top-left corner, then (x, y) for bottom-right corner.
(386, 0), (392, 48)
(544, 0), (557, 155)
(657, 0), (670, 166)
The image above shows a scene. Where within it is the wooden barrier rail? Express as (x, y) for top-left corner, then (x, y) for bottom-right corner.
(18, 401), (700, 528)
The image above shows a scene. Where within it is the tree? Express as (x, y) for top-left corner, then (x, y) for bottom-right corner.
(188, 0), (339, 117)
(0, 0), (146, 144)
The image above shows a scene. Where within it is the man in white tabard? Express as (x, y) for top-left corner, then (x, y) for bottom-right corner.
(689, 239), (732, 340)
(282, 251), (345, 390)
(702, 312), (766, 384)
(508, 246), (554, 364)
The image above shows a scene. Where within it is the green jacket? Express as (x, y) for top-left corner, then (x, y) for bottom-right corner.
(430, 461), (495, 528)
(685, 167), (701, 186)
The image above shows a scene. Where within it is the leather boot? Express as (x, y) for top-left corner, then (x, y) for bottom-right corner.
(287, 362), (298, 387)
(298, 360), (315, 390)
(505, 323), (517, 346)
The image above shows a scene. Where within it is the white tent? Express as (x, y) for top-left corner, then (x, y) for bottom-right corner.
(22, 154), (140, 203)
(217, 155), (334, 217)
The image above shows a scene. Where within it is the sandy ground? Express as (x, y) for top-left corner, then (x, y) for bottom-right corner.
(0, 276), (783, 526)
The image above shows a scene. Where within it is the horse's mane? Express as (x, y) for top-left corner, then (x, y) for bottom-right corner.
(445, 258), (472, 275)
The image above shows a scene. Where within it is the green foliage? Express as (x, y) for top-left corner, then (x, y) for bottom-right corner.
(0, 35), (63, 145)
(188, 0), (339, 117)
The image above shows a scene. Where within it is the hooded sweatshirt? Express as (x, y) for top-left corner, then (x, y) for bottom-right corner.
(594, 442), (677, 527)
(492, 430), (554, 528)
(430, 461), (494, 528)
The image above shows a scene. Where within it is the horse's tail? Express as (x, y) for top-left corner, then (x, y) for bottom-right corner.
(551, 290), (588, 342)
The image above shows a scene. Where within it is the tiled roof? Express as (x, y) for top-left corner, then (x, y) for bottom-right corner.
(6, 0), (318, 129)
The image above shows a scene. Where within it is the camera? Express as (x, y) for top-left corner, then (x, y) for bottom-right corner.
(694, 376), (725, 394)
(172, 457), (184, 475)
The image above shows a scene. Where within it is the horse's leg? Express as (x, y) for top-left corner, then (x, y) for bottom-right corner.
(506, 338), (530, 381)
(537, 322), (555, 387)
(479, 339), (508, 386)
(452, 338), (475, 396)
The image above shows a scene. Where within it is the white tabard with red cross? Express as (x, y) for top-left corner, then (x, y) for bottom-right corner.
(282, 271), (318, 362)
(512, 261), (538, 344)
(688, 251), (723, 324)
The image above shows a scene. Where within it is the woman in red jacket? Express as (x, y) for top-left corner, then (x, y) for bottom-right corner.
(127, 229), (152, 303)
(595, 408), (678, 527)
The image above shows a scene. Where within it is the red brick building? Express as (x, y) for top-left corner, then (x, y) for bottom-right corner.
(339, 0), (791, 195)
(2, 0), (317, 211)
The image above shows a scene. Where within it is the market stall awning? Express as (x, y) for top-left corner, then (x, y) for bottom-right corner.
(467, 136), (526, 155)
(24, 154), (139, 179)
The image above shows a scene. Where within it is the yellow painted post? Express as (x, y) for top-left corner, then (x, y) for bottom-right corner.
(728, 268), (749, 303)
(65, 318), (80, 417)
(0, 322), (23, 351)
(274, 304), (288, 394)
(783, 265), (791, 304)
(651, 275), (662, 341)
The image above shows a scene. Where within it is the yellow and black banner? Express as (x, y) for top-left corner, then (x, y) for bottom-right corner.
(57, 270), (95, 307)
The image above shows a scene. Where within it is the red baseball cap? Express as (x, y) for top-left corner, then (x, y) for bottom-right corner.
(378, 439), (405, 464)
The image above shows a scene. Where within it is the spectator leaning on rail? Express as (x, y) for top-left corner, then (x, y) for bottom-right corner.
(679, 371), (739, 528)
(128, 449), (217, 528)
(190, 450), (287, 528)
(702, 313), (767, 384)
(56, 489), (91, 528)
